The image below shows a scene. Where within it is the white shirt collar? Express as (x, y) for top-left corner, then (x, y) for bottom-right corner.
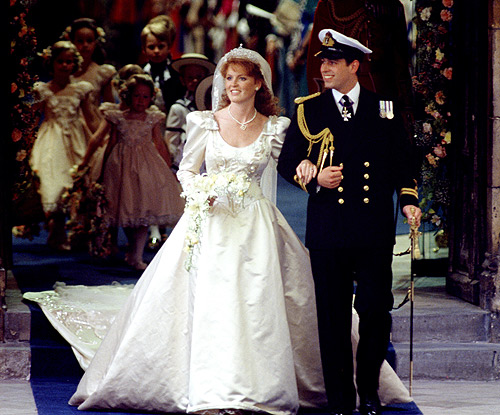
(331, 82), (361, 114)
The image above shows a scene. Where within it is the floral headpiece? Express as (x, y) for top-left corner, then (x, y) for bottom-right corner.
(61, 25), (106, 44)
(38, 41), (84, 71)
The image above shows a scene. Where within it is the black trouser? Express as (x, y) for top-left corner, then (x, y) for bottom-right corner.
(309, 246), (394, 411)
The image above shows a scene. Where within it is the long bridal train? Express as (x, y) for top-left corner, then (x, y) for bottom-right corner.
(24, 112), (412, 414)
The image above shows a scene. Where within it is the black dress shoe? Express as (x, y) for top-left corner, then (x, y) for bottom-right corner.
(359, 396), (381, 415)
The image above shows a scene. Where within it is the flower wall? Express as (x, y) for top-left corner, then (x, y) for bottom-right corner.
(9, 0), (43, 239)
(412, 0), (454, 235)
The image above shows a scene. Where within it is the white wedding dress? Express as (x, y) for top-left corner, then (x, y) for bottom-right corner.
(25, 111), (411, 414)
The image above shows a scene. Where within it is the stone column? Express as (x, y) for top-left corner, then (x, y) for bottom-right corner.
(481, 0), (500, 312)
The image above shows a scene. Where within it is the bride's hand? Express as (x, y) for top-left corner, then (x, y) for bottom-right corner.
(296, 160), (317, 185)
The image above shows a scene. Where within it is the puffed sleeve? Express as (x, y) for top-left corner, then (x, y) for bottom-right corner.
(261, 116), (291, 204)
(75, 80), (94, 98)
(269, 116), (291, 162)
(32, 82), (51, 103)
(146, 105), (167, 126)
(98, 64), (117, 85)
(99, 104), (122, 125)
(177, 111), (211, 191)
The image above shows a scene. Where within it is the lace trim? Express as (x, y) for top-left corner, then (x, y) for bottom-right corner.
(106, 213), (181, 228)
(198, 110), (219, 131)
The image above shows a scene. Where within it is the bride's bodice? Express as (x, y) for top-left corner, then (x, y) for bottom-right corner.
(178, 111), (290, 206)
(206, 128), (272, 185)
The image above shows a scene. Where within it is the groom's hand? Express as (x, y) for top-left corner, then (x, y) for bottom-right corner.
(317, 165), (343, 189)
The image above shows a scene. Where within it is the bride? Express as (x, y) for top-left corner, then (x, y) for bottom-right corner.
(31, 46), (411, 414)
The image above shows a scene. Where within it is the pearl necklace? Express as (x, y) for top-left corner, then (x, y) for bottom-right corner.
(228, 105), (257, 130)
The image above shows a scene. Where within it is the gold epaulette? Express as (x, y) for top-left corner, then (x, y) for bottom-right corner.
(294, 92), (321, 105)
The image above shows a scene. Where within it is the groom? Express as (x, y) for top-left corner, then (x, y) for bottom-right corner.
(277, 29), (421, 415)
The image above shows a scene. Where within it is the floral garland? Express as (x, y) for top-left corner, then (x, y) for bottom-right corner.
(181, 171), (251, 271)
(59, 166), (113, 258)
(60, 24), (107, 44)
(412, 0), (454, 235)
(10, 0), (43, 239)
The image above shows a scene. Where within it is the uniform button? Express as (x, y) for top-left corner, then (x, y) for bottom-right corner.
(363, 198), (370, 204)
(363, 185), (369, 191)
(339, 163), (344, 167)
(364, 161), (370, 167)
(338, 198), (344, 204)
(338, 186), (344, 192)
(364, 173), (370, 180)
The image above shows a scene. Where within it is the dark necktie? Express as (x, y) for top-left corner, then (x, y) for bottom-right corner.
(340, 95), (354, 121)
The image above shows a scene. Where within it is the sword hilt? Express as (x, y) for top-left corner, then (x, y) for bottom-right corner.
(409, 206), (421, 260)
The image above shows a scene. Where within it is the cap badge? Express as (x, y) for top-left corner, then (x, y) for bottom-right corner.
(323, 32), (335, 47)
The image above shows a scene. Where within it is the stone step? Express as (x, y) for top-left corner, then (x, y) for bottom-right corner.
(391, 286), (492, 343)
(391, 309), (491, 343)
(1, 271), (32, 380)
(0, 342), (31, 380)
(393, 342), (500, 381)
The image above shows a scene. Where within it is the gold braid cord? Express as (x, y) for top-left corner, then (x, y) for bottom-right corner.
(296, 102), (335, 169)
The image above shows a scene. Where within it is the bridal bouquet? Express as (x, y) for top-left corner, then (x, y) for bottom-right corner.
(181, 171), (251, 271)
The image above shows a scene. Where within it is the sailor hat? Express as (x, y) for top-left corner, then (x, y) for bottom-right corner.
(315, 29), (372, 61)
(171, 53), (216, 74)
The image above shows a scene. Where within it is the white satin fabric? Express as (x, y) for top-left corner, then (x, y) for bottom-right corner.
(27, 111), (412, 414)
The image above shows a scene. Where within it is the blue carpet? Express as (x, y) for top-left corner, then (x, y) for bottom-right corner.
(15, 177), (420, 414)
(30, 376), (422, 415)
(30, 375), (422, 415)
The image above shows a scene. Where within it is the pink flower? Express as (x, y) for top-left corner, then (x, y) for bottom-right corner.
(442, 67), (453, 80)
(441, 9), (452, 22)
(433, 144), (447, 158)
(423, 122), (432, 133)
(431, 214), (442, 227)
(442, 0), (454, 8)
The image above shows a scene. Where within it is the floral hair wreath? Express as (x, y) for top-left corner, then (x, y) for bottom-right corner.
(61, 25), (106, 43)
(38, 41), (84, 71)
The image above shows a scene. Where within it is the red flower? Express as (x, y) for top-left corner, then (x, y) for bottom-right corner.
(440, 9), (453, 22)
(435, 91), (446, 105)
(12, 128), (23, 142)
(442, 67), (453, 80)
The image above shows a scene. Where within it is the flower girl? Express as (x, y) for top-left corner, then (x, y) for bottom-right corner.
(30, 40), (93, 250)
(79, 74), (184, 270)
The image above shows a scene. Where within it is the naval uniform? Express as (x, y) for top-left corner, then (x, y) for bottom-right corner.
(277, 85), (418, 412)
